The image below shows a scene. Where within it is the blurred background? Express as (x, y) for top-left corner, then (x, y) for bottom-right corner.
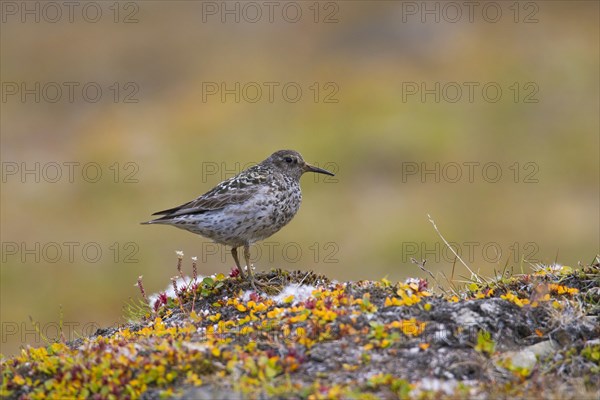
(1, 1), (598, 356)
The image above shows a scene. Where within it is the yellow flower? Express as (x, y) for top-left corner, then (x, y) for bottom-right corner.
(284, 295), (295, 303)
(236, 304), (247, 312)
(208, 313), (221, 322)
(12, 375), (25, 385)
(185, 371), (203, 386)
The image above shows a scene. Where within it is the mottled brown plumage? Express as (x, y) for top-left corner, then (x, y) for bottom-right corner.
(143, 150), (334, 288)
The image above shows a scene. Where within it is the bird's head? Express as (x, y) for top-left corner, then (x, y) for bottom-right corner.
(265, 150), (335, 180)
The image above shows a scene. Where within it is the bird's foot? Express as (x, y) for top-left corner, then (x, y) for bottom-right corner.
(249, 278), (259, 291)
(246, 271), (268, 292)
(250, 281), (271, 293)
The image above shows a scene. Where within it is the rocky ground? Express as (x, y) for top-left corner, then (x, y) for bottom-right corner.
(2, 258), (599, 399)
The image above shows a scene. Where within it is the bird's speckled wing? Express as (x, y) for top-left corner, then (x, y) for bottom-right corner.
(151, 166), (270, 218)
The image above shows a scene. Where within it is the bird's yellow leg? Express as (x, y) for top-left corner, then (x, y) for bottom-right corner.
(231, 247), (246, 279)
(245, 244), (263, 290)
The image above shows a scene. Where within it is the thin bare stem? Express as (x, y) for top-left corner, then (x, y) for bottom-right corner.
(175, 250), (188, 287)
(427, 214), (482, 283)
(135, 275), (149, 305)
(439, 271), (460, 296)
(171, 276), (186, 314)
(410, 258), (448, 295)
(192, 256), (198, 282)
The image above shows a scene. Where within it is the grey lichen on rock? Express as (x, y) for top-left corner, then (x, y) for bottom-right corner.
(2, 262), (599, 399)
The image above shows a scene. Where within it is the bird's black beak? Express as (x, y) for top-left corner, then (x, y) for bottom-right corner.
(304, 163), (335, 176)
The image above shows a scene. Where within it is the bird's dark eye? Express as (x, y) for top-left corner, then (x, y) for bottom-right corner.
(284, 157), (294, 163)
